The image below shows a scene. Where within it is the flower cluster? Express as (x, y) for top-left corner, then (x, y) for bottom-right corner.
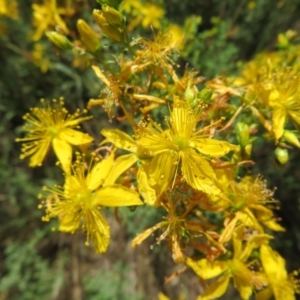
(17, 2), (300, 299)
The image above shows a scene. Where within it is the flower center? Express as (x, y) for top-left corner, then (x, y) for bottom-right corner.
(47, 126), (59, 137)
(173, 135), (188, 150)
(76, 191), (93, 204)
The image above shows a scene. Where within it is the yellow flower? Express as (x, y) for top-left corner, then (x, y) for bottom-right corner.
(133, 31), (181, 82)
(0, 0), (18, 19)
(256, 244), (299, 300)
(32, 43), (51, 73)
(101, 128), (158, 206)
(16, 98), (93, 173)
(31, 0), (71, 41)
(137, 103), (237, 196)
(236, 176), (285, 231)
(218, 175), (285, 240)
(168, 24), (185, 51)
(121, 1), (164, 30)
(259, 69), (300, 142)
(139, 3), (164, 29)
(187, 233), (269, 300)
(42, 152), (143, 253)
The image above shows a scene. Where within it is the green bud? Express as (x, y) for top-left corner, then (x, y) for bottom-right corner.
(46, 31), (73, 50)
(198, 87), (213, 104)
(102, 5), (123, 27)
(184, 84), (198, 107)
(93, 9), (122, 42)
(77, 19), (101, 52)
(275, 147), (289, 164)
(236, 122), (250, 147)
(283, 130), (300, 148)
(277, 33), (289, 49)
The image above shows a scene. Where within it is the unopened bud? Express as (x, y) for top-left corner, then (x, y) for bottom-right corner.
(93, 9), (107, 26)
(277, 33), (289, 49)
(275, 147), (289, 164)
(184, 84), (198, 107)
(283, 130), (300, 148)
(93, 9), (123, 42)
(77, 19), (101, 52)
(46, 31), (73, 50)
(198, 87), (213, 104)
(102, 5), (123, 27)
(236, 122), (250, 147)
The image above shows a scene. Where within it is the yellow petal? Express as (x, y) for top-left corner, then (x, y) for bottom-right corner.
(273, 283), (296, 300)
(197, 273), (230, 300)
(181, 149), (220, 195)
(101, 128), (137, 152)
(272, 107), (287, 142)
(28, 138), (51, 167)
(64, 115), (93, 127)
(85, 208), (110, 253)
(137, 163), (158, 206)
(52, 137), (73, 173)
(239, 234), (273, 261)
(59, 209), (80, 233)
(233, 270), (253, 300)
(186, 258), (228, 280)
(104, 153), (138, 186)
(255, 286), (273, 300)
(288, 111), (300, 126)
(262, 219), (286, 232)
(60, 128), (93, 145)
(148, 150), (178, 196)
(87, 152), (114, 190)
(93, 185), (143, 207)
(132, 221), (168, 247)
(171, 106), (197, 138)
(192, 138), (237, 157)
(260, 244), (288, 281)
(92, 65), (110, 87)
(158, 292), (170, 300)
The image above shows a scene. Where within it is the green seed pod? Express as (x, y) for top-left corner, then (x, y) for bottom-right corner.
(275, 147), (289, 164)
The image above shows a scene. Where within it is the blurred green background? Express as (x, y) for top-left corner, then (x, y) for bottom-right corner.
(1, 0), (300, 299)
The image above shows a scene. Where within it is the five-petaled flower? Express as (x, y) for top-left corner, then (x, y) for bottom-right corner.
(16, 98), (93, 173)
(42, 152), (143, 253)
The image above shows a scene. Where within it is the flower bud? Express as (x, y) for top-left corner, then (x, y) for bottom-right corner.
(93, 9), (123, 42)
(283, 130), (300, 148)
(198, 87), (213, 104)
(46, 31), (73, 50)
(93, 9), (107, 26)
(236, 122), (250, 147)
(275, 147), (289, 164)
(77, 19), (101, 52)
(102, 5), (123, 27)
(184, 84), (198, 107)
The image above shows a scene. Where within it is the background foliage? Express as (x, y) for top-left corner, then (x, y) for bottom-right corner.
(1, 0), (300, 299)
